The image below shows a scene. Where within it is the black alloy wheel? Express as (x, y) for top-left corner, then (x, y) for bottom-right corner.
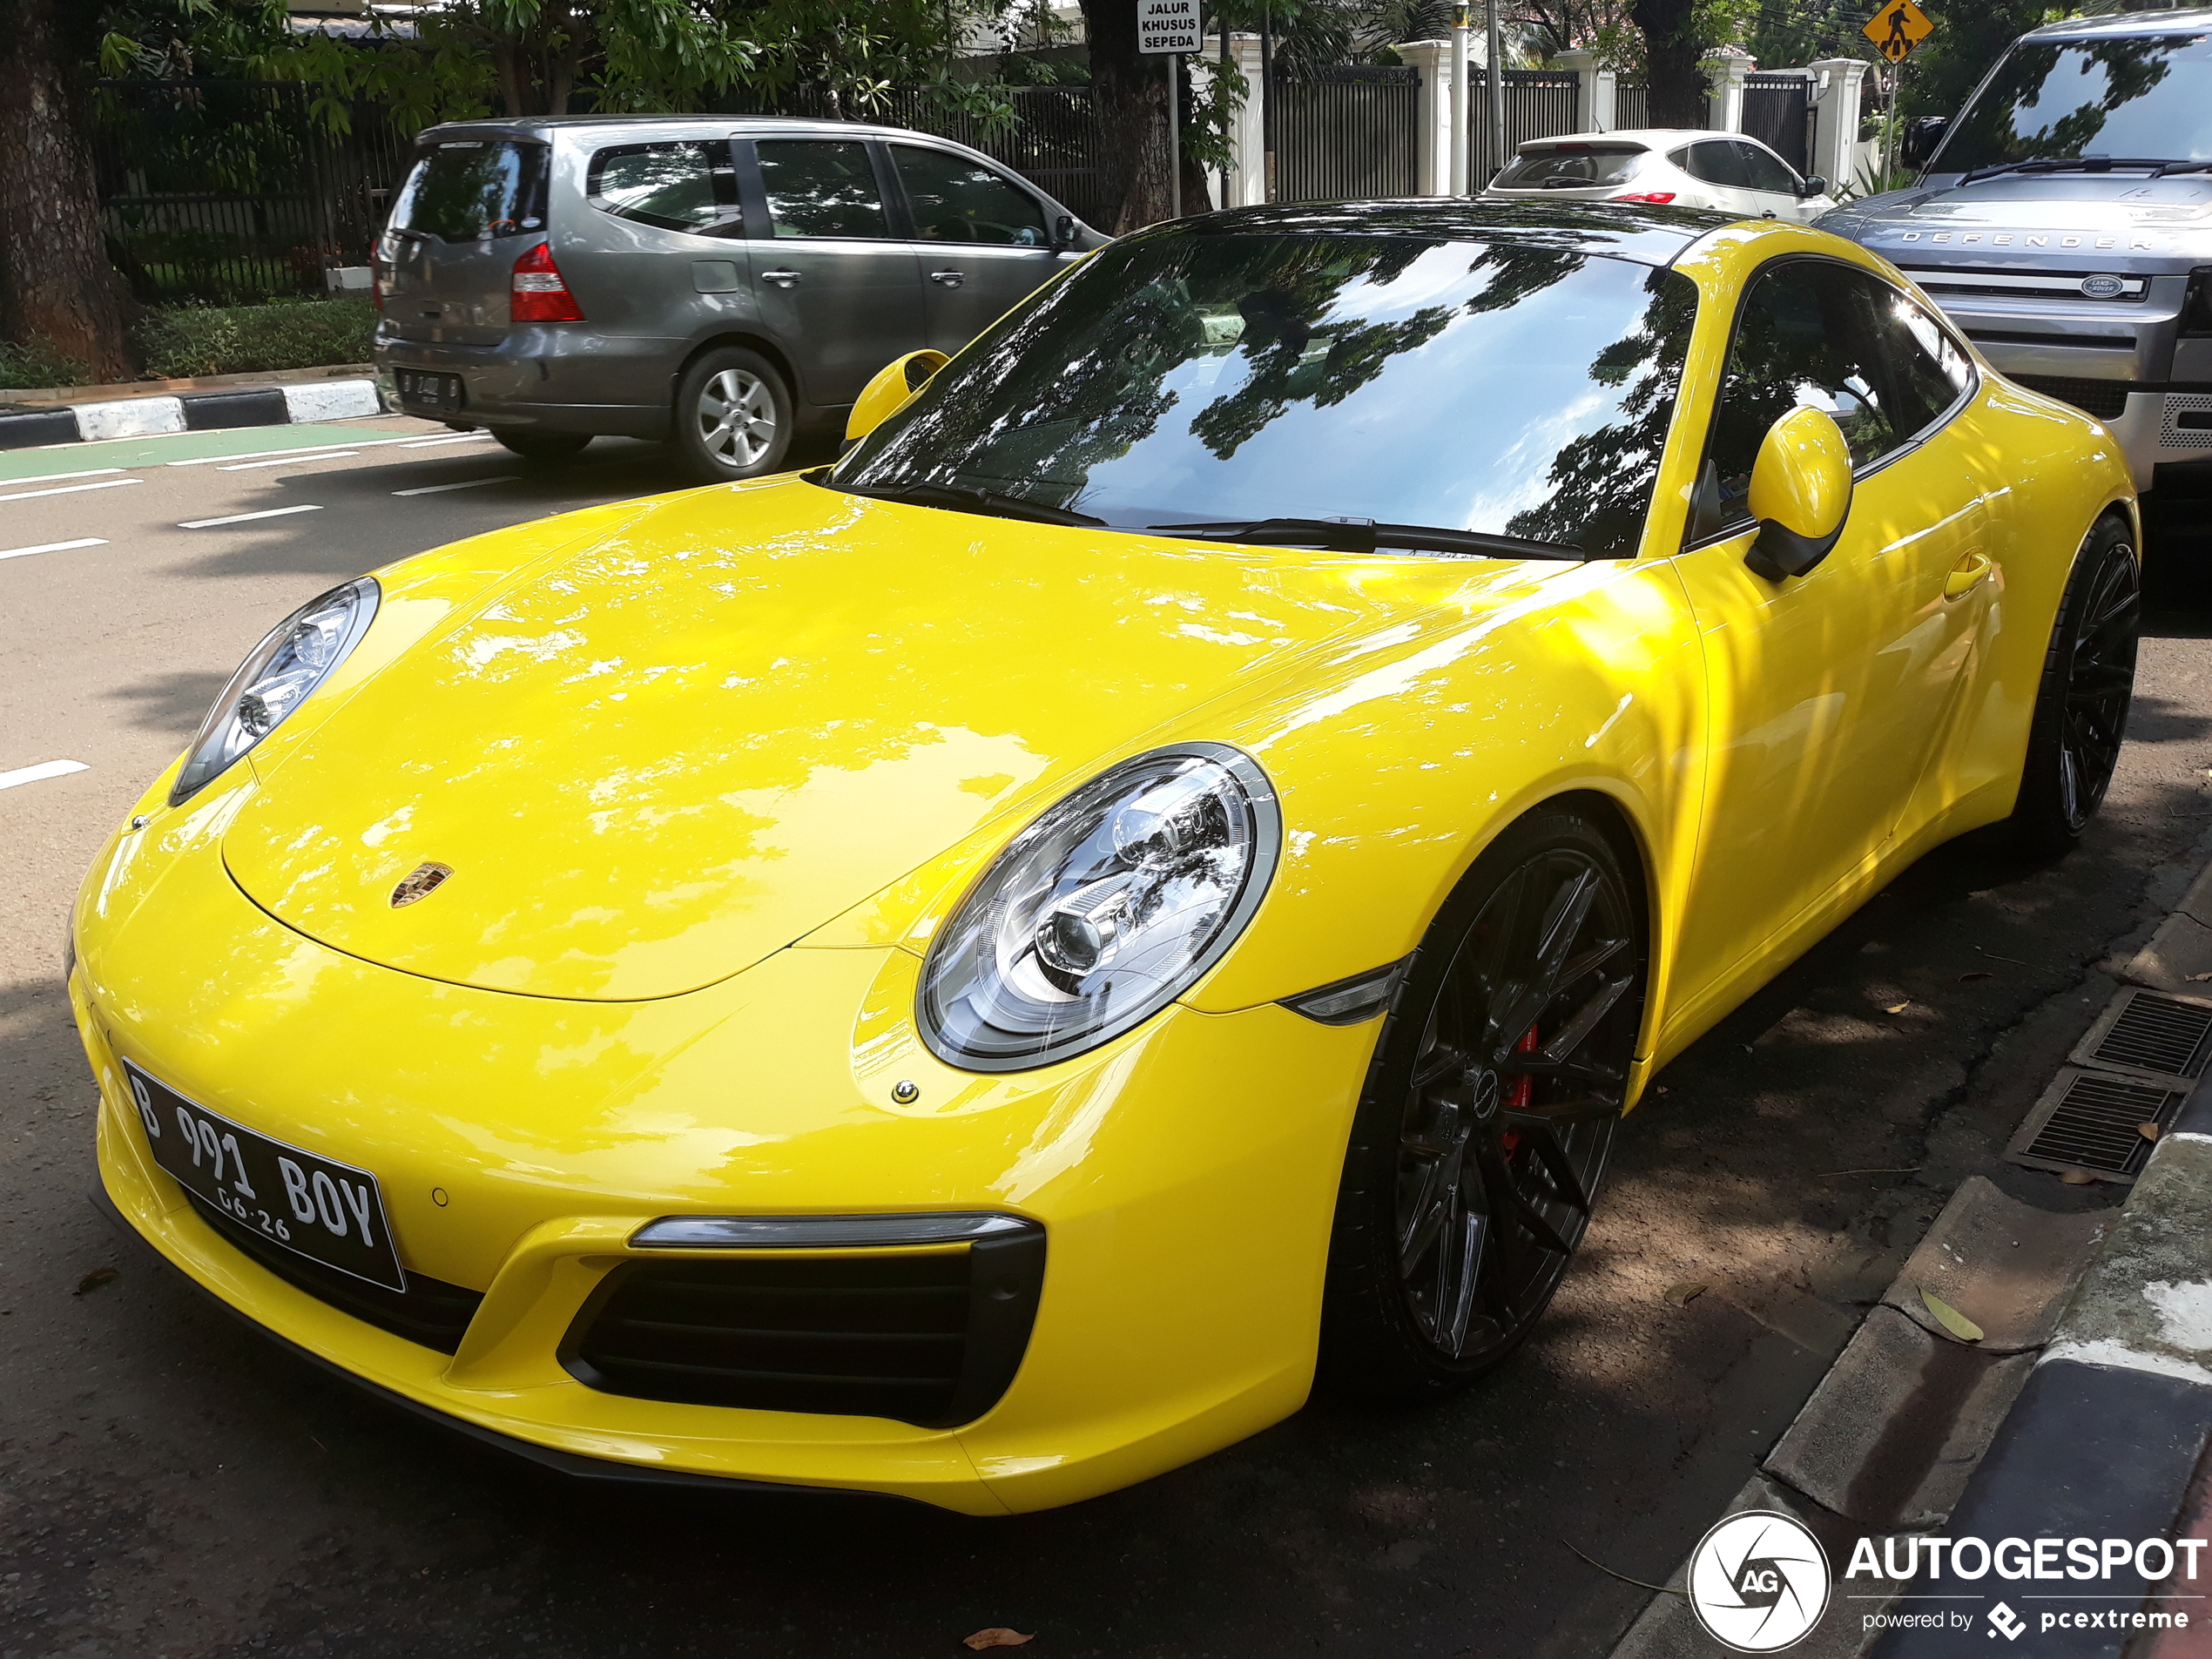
(2007, 515), (2139, 855)
(493, 429), (593, 465)
(1319, 807), (1648, 1400)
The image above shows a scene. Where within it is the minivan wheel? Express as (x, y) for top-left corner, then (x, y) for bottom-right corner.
(673, 347), (791, 482)
(493, 430), (592, 464)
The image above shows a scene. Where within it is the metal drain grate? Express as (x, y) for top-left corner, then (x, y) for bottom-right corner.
(2006, 1069), (2184, 1182)
(2073, 988), (2212, 1081)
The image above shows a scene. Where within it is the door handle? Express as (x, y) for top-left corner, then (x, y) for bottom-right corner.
(1944, 550), (1993, 600)
(760, 267), (801, 288)
(929, 268), (966, 287)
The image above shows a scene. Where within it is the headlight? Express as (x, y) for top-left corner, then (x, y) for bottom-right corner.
(919, 742), (1280, 1071)
(170, 577), (379, 806)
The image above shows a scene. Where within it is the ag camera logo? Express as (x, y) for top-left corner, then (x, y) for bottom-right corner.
(1689, 1509), (1832, 1652)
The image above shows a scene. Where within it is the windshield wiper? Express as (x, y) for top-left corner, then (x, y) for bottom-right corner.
(837, 480), (1105, 528)
(1146, 516), (1594, 561)
(1957, 155), (2181, 185)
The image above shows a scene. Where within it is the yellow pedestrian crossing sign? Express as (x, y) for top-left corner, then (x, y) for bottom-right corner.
(1864, 0), (1933, 62)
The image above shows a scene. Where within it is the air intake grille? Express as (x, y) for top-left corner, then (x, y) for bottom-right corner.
(2011, 1071), (2183, 1180)
(2011, 374), (2130, 421)
(565, 1223), (1046, 1427)
(185, 1192), (484, 1352)
(2081, 989), (2212, 1080)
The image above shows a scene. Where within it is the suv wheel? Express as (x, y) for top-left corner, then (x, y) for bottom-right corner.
(493, 430), (592, 465)
(674, 347), (791, 483)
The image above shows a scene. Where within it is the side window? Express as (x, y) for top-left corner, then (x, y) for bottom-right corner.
(1734, 140), (1799, 195)
(1684, 141), (1750, 188)
(586, 142), (740, 236)
(757, 140), (890, 239)
(1698, 260), (1925, 534)
(1866, 286), (1977, 434)
(892, 146), (1049, 246)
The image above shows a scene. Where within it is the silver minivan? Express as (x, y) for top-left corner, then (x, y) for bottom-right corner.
(373, 115), (1106, 481)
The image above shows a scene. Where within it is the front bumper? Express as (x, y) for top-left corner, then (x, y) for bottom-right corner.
(71, 786), (1373, 1514)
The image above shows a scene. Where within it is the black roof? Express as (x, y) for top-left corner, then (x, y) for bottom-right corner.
(1170, 198), (1735, 266)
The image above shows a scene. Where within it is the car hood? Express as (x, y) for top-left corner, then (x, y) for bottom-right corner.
(1822, 174), (2212, 267)
(221, 477), (1417, 1001)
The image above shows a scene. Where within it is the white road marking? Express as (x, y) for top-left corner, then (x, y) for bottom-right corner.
(393, 475), (522, 496)
(0, 477), (143, 504)
(178, 504), (325, 529)
(0, 759), (90, 790)
(165, 434), (443, 469)
(217, 451), (361, 471)
(0, 466), (125, 489)
(397, 433), (496, 448)
(0, 537), (109, 563)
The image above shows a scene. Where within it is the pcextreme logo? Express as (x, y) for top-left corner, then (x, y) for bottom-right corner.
(1689, 1511), (1831, 1652)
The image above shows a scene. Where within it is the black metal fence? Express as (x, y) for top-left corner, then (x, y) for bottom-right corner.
(1268, 65), (1420, 202)
(1470, 67), (1581, 182)
(1743, 72), (1813, 174)
(1614, 80), (1649, 131)
(91, 78), (415, 305)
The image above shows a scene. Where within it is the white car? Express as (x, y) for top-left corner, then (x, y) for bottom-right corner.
(1480, 128), (1838, 223)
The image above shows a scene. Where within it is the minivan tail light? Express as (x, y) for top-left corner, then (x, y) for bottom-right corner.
(510, 241), (583, 323)
(1610, 192), (1677, 205)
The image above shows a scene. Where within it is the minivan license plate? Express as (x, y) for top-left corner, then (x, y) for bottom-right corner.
(124, 1061), (408, 1291)
(396, 369), (465, 412)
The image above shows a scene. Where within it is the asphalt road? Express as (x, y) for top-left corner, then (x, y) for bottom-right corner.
(4, 421), (2212, 1659)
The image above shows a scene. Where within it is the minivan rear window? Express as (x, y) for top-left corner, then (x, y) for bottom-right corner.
(389, 140), (550, 242)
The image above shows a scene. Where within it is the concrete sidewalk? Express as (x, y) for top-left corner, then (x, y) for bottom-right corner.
(0, 365), (382, 450)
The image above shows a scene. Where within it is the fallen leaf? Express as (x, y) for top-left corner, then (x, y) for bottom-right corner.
(963, 1631), (1035, 1651)
(2190, 973), (2212, 982)
(73, 1267), (118, 1297)
(2060, 1166), (2097, 1185)
(1655, 1085), (1669, 1095)
(1954, 971), (1993, 983)
(1920, 1287), (1985, 1343)
(1885, 1001), (1911, 1015)
(2141, 1121), (2162, 1142)
(1663, 1279), (1707, 1307)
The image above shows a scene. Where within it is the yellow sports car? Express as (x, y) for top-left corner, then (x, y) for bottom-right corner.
(73, 203), (2136, 1514)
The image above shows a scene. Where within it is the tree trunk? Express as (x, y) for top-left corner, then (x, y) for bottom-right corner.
(1081, 0), (1175, 230)
(1629, 0), (1710, 128)
(0, 0), (136, 382)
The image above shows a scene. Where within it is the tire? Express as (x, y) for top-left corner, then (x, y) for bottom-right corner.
(2005, 515), (2140, 857)
(492, 430), (593, 464)
(1318, 806), (1649, 1403)
(671, 347), (792, 483)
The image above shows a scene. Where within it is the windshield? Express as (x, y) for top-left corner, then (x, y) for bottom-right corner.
(830, 232), (1697, 560)
(1933, 33), (2212, 171)
(1494, 147), (1648, 189)
(389, 139), (550, 241)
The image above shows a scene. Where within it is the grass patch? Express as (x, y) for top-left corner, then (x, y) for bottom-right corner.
(0, 338), (93, 390)
(133, 298), (379, 381)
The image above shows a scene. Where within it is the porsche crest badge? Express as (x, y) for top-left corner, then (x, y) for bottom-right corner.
(389, 861), (455, 907)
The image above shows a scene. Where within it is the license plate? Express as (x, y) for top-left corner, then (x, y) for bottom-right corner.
(124, 1061), (408, 1291)
(395, 369), (465, 412)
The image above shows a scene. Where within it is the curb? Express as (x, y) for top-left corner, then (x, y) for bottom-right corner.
(1872, 1097), (2212, 1658)
(0, 377), (385, 452)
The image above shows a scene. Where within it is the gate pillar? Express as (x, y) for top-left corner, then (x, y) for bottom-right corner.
(1807, 57), (1869, 192)
(1196, 35), (1269, 207)
(1554, 49), (1615, 133)
(1701, 46), (1755, 132)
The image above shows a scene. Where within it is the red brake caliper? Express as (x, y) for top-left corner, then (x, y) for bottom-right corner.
(1502, 1026), (1537, 1152)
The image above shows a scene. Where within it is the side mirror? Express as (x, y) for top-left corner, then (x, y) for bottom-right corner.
(1743, 406), (1853, 581)
(1797, 173), (1827, 199)
(1055, 213), (1079, 248)
(1902, 117), (1949, 171)
(844, 348), (950, 446)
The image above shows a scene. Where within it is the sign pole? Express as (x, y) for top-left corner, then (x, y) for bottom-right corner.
(1485, 0), (1503, 185)
(1169, 52), (1182, 219)
(1449, 6), (1469, 195)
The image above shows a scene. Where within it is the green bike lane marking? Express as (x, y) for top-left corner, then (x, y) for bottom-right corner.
(0, 421), (429, 485)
